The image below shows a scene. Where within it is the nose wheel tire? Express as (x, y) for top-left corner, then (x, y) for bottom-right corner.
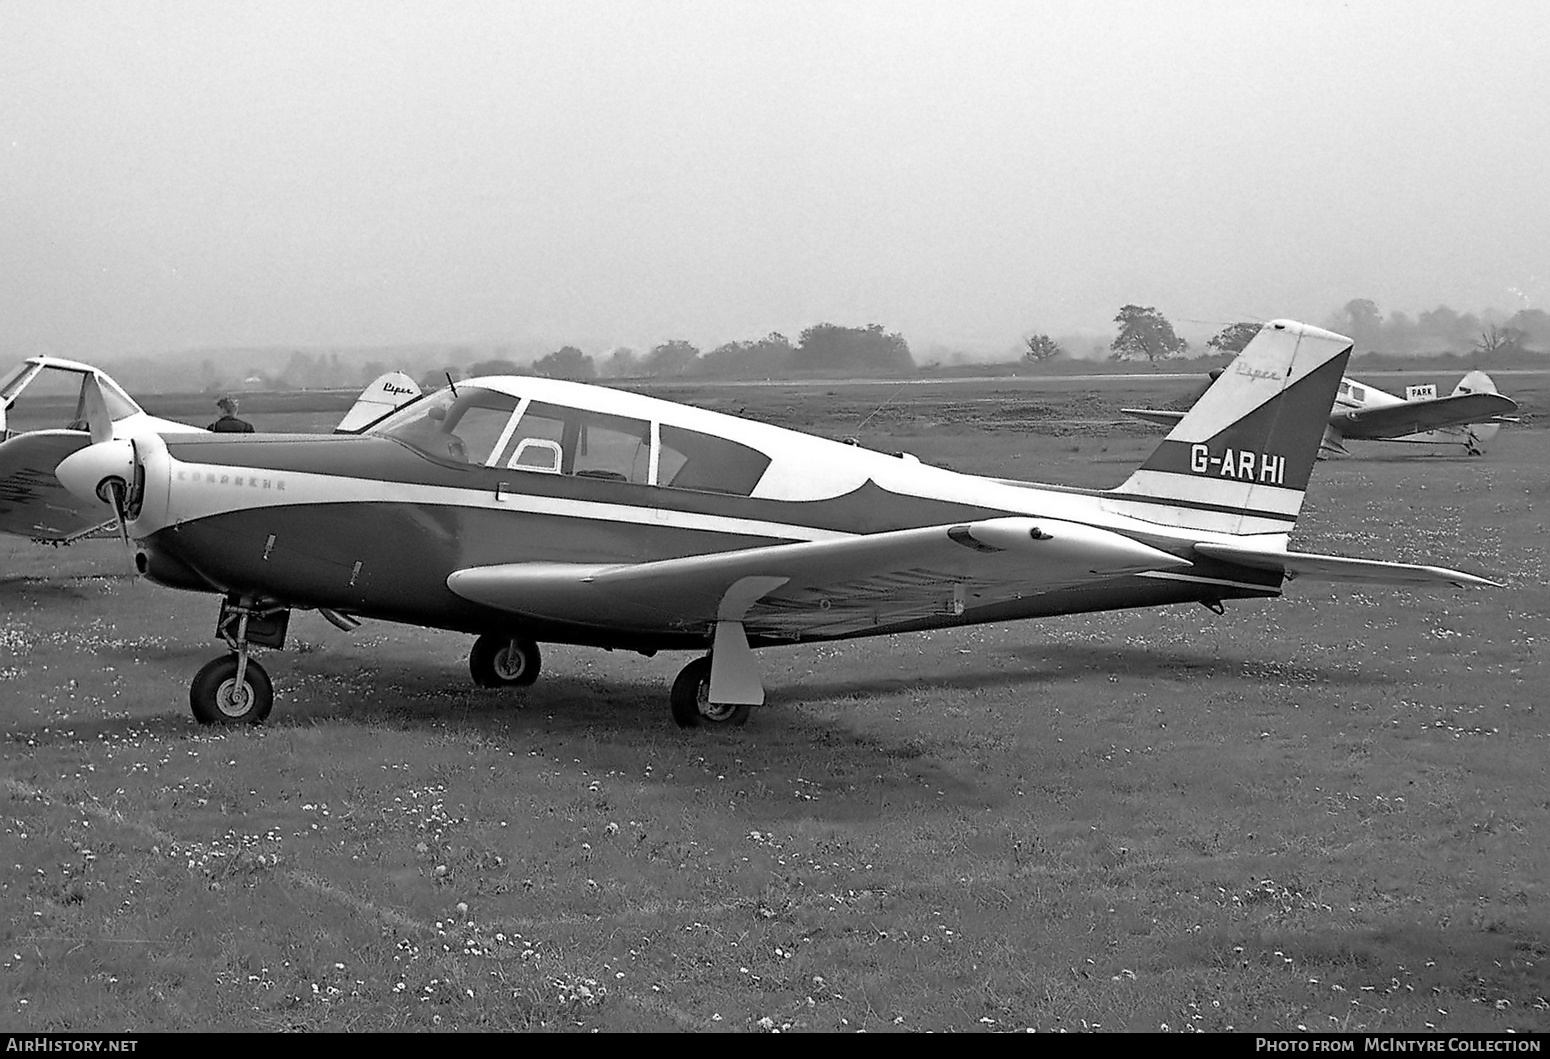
(190, 654), (274, 726)
(470, 633), (542, 687)
(670, 656), (751, 729)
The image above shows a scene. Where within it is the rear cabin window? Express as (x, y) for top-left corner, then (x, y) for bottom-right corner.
(499, 402), (651, 484)
(657, 424), (771, 496)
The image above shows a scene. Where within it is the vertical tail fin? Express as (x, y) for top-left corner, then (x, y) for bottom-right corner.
(1451, 369), (1498, 397)
(1104, 319), (1352, 536)
(335, 372), (422, 433)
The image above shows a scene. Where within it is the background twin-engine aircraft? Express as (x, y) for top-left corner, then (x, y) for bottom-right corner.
(52, 320), (1497, 731)
(0, 356), (418, 544)
(1124, 368), (1517, 457)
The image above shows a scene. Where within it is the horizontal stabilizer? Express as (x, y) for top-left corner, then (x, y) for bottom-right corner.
(1193, 542), (1498, 588)
(1119, 408), (1186, 427)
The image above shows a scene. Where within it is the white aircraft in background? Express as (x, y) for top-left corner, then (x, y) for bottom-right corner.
(0, 355), (418, 544)
(1124, 368), (1517, 457)
(55, 320), (1496, 730)
(0, 356), (205, 543)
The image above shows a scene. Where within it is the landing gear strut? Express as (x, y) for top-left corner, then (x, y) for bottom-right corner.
(470, 632), (542, 688)
(190, 596), (288, 725)
(670, 656), (751, 729)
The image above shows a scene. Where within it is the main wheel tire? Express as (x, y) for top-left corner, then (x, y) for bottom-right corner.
(470, 633), (542, 688)
(190, 654), (274, 726)
(669, 656), (751, 729)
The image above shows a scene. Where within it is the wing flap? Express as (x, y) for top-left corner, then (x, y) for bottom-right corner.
(448, 516), (1192, 636)
(1336, 392), (1517, 439)
(1193, 542), (1498, 588)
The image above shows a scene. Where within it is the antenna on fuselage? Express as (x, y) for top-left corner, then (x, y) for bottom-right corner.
(854, 382), (907, 435)
(445, 372), (460, 397)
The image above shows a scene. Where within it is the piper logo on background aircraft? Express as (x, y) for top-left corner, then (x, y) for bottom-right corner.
(1189, 445), (1287, 485)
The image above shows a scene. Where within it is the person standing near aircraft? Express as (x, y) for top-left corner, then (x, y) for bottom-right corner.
(207, 395), (255, 433)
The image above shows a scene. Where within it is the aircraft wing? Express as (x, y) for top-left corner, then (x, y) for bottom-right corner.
(1119, 408), (1187, 428)
(0, 430), (115, 541)
(1192, 542), (1498, 588)
(448, 516), (1191, 639)
(1334, 392), (1518, 440)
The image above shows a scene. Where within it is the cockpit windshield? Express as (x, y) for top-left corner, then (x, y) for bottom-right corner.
(370, 387), (521, 465)
(1, 363), (141, 435)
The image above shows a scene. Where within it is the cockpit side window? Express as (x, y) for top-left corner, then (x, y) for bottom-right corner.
(99, 382), (139, 421)
(445, 393), (522, 466)
(504, 405), (568, 473)
(573, 412), (651, 482)
(657, 424), (771, 496)
(1, 366), (95, 433)
(498, 402), (651, 483)
(0, 362), (38, 399)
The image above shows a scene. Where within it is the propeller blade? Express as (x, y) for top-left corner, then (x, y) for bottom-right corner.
(103, 477), (137, 577)
(106, 480), (130, 548)
(81, 374), (114, 445)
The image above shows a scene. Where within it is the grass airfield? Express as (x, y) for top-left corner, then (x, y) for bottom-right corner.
(2, 375), (1548, 1032)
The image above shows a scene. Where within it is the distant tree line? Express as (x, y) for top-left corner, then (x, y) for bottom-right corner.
(96, 297), (1550, 396)
(414, 322), (916, 387)
(1322, 299), (1550, 356)
(1021, 300), (1550, 374)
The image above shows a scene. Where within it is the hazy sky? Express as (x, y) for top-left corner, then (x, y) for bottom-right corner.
(4, 0), (1548, 359)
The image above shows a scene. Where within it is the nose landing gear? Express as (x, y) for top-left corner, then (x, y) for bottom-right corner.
(190, 654), (273, 725)
(189, 595), (290, 725)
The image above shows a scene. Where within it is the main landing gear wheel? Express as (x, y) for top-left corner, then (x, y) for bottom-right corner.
(190, 654), (274, 726)
(669, 656), (751, 729)
(470, 633), (542, 688)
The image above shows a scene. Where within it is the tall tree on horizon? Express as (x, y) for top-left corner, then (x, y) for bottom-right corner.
(1109, 305), (1188, 364)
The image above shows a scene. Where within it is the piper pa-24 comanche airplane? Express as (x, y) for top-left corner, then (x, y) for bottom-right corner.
(1124, 368), (1517, 457)
(55, 320), (1496, 730)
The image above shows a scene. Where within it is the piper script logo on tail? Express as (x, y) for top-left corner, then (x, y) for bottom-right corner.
(1189, 445), (1287, 485)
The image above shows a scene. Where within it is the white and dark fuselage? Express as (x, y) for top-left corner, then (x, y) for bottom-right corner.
(53, 321), (1496, 727)
(121, 377), (1284, 651)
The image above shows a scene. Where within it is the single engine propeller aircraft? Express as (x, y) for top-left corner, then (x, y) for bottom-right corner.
(1123, 368), (1517, 457)
(55, 320), (1496, 730)
(0, 357), (419, 546)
